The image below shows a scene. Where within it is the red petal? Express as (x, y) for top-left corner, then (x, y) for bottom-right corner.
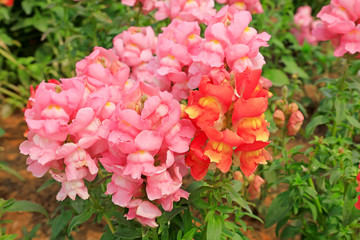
(234, 68), (262, 100)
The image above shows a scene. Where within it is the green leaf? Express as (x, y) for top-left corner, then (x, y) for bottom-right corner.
(182, 228), (197, 240)
(305, 201), (318, 221)
(17, 69), (30, 87)
(100, 227), (116, 240)
(92, 12), (112, 24)
(186, 181), (209, 192)
(265, 191), (294, 228)
(329, 168), (342, 186)
(175, 230), (181, 240)
(275, 217), (289, 237)
(280, 225), (299, 240)
(37, 178), (56, 192)
(0, 127), (5, 137)
(5, 200), (48, 218)
(334, 98), (346, 124)
(51, 210), (73, 239)
(346, 115), (360, 129)
(206, 214), (222, 240)
(281, 56), (309, 79)
(0, 162), (24, 181)
(305, 115), (330, 138)
(189, 186), (212, 209)
(316, 176), (327, 192)
(224, 184), (252, 213)
(263, 69), (289, 87)
(288, 145), (304, 156)
(21, 1), (33, 15)
(342, 185), (360, 226)
(67, 211), (93, 236)
(159, 206), (187, 224)
(115, 227), (142, 239)
(22, 223), (41, 240)
(0, 234), (17, 240)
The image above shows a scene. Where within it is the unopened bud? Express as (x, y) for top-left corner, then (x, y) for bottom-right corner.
(248, 175), (265, 199)
(338, 147), (344, 154)
(286, 102), (299, 115)
(273, 109), (285, 128)
(287, 110), (304, 136)
(234, 171), (243, 182)
(55, 85), (62, 93)
(282, 86), (288, 99)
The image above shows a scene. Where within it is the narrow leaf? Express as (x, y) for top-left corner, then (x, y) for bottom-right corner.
(207, 215), (222, 240)
(5, 200), (48, 218)
(265, 191), (294, 228)
(67, 211), (93, 236)
(305, 115), (330, 138)
(263, 69), (289, 87)
(346, 115), (360, 129)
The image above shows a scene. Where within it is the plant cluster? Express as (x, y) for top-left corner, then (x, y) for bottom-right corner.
(0, 0), (359, 239)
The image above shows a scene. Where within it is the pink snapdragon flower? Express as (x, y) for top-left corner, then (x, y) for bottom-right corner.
(312, 0), (360, 56)
(215, 0), (263, 14)
(56, 143), (98, 181)
(292, 6), (319, 45)
(98, 87), (194, 220)
(155, 0), (216, 24)
(106, 173), (144, 207)
(121, 0), (157, 14)
(113, 26), (157, 67)
(24, 79), (84, 142)
(50, 170), (90, 201)
(76, 47), (130, 88)
(189, 6), (270, 82)
(148, 19), (201, 99)
(19, 131), (61, 166)
(125, 199), (162, 227)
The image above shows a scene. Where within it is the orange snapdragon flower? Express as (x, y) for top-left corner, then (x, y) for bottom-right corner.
(0, 0), (13, 7)
(185, 76), (233, 130)
(203, 128), (242, 173)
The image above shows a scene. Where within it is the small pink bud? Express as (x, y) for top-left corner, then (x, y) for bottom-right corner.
(273, 109), (285, 128)
(287, 110), (304, 136)
(234, 171), (243, 182)
(248, 175), (265, 199)
(286, 102), (299, 115)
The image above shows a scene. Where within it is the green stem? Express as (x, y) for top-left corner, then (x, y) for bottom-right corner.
(136, 2), (142, 26)
(142, 226), (149, 240)
(103, 215), (115, 234)
(281, 125), (289, 173)
(151, 227), (159, 240)
(343, 181), (349, 200)
(331, 122), (337, 137)
(332, 60), (349, 137)
(308, 177), (322, 215)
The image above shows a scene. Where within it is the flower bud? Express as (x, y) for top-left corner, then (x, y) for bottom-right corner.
(248, 175), (265, 199)
(287, 110), (304, 136)
(282, 85), (288, 99)
(234, 171), (243, 182)
(273, 109), (285, 128)
(285, 102), (299, 115)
